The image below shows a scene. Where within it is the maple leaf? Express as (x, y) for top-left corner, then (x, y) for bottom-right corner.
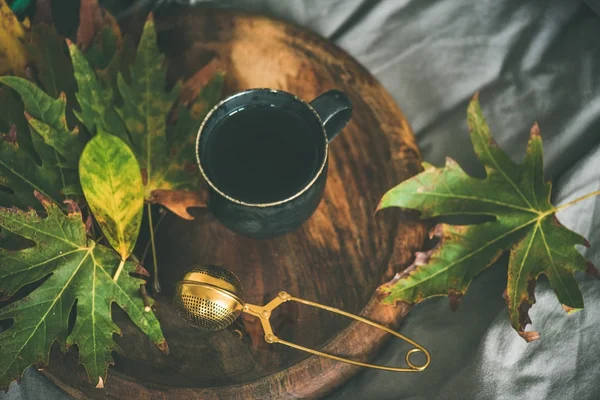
(116, 14), (224, 218)
(0, 10), (131, 210)
(0, 0), (77, 102)
(0, 76), (83, 210)
(0, 5), (82, 162)
(0, 17), (128, 211)
(0, 122), (78, 210)
(0, 191), (166, 388)
(0, 20), (86, 210)
(0, 86), (34, 159)
(27, 23), (78, 114)
(378, 94), (597, 341)
(83, 11), (135, 92)
(0, 76), (84, 169)
(0, 4), (225, 390)
(68, 39), (129, 143)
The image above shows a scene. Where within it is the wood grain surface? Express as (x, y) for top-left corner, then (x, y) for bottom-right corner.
(41, 7), (426, 399)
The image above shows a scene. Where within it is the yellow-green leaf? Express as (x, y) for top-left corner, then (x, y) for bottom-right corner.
(0, 0), (30, 77)
(79, 131), (143, 260)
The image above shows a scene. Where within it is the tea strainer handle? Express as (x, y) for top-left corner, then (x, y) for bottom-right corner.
(242, 291), (431, 372)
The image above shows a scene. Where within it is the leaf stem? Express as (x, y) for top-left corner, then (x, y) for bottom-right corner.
(96, 233), (106, 246)
(140, 284), (152, 312)
(113, 259), (126, 282)
(89, 217), (96, 238)
(147, 203), (160, 294)
(141, 209), (166, 265)
(555, 190), (600, 212)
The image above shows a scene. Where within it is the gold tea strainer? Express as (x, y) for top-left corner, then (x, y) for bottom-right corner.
(173, 265), (431, 372)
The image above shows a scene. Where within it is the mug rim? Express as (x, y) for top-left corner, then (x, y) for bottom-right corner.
(195, 88), (329, 208)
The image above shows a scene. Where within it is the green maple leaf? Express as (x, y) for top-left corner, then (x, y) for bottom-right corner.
(0, 18), (83, 209)
(28, 23), (78, 117)
(0, 6), (226, 390)
(378, 94), (596, 341)
(84, 12), (135, 92)
(85, 23), (121, 71)
(0, 22), (86, 209)
(0, 76), (84, 169)
(116, 15), (180, 196)
(0, 76), (83, 210)
(0, 122), (78, 209)
(0, 192), (167, 388)
(116, 15), (224, 218)
(68, 39), (129, 143)
(0, 83), (34, 156)
(0, 20), (128, 210)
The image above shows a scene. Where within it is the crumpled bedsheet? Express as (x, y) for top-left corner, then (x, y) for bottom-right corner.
(2, 0), (599, 399)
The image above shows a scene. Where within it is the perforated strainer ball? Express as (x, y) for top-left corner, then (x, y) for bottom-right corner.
(173, 265), (245, 332)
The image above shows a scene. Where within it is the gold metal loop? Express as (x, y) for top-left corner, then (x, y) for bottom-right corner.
(242, 291), (430, 372)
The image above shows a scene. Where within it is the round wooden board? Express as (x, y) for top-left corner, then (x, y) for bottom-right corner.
(42, 7), (426, 400)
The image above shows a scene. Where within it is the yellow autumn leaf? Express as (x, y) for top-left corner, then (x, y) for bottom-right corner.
(0, 0), (30, 76)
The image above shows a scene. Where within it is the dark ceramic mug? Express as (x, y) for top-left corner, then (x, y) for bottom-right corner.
(195, 88), (352, 239)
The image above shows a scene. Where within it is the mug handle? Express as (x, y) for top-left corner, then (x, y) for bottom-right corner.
(309, 90), (353, 142)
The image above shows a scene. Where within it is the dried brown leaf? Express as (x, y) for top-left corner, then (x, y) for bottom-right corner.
(148, 189), (207, 220)
(180, 59), (223, 105)
(76, 0), (104, 51)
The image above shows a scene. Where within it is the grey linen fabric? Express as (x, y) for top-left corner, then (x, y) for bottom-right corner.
(2, 0), (599, 399)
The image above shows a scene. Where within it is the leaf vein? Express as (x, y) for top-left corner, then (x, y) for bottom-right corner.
(0, 248), (91, 380)
(511, 221), (539, 313)
(396, 218), (537, 293)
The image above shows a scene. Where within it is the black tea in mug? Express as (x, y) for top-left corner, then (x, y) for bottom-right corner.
(205, 106), (321, 204)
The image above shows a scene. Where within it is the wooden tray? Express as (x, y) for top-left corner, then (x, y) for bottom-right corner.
(41, 8), (426, 399)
